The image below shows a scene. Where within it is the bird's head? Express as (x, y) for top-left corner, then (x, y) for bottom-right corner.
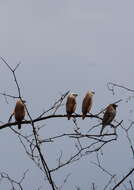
(18, 99), (26, 104)
(91, 91), (95, 95)
(88, 91), (95, 96)
(72, 93), (78, 97)
(111, 104), (118, 109)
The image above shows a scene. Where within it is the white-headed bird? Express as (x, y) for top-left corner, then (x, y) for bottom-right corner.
(14, 99), (26, 129)
(100, 104), (118, 135)
(82, 91), (95, 120)
(66, 93), (78, 120)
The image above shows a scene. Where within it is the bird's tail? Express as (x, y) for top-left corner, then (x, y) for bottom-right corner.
(67, 114), (71, 120)
(82, 114), (86, 120)
(18, 123), (21, 129)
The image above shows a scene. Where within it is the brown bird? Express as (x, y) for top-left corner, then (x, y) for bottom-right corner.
(66, 93), (78, 120)
(100, 104), (118, 135)
(14, 99), (26, 129)
(82, 91), (95, 119)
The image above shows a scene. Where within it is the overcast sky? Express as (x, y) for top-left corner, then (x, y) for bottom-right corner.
(0, 0), (134, 189)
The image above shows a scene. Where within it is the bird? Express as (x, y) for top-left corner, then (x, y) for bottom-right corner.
(82, 91), (95, 119)
(100, 104), (118, 135)
(14, 99), (26, 129)
(66, 93), (78, 120)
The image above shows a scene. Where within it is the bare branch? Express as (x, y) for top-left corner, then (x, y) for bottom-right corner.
(111, 168), (134, 190)
(0, 170), (28, 190)
(107, 82), (134, 95)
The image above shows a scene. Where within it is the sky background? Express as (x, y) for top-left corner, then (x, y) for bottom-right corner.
(0, 0), (134, 189)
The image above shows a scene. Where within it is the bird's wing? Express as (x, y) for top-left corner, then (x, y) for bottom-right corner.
(102, 111), (116, 126)
(82, 96), (92, 114)
(66, 97), (76, 113)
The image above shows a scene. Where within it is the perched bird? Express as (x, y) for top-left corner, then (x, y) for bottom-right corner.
(14, 99), (26, 129)
(66, 93), (78, 120)
(100, 104), (118, 135)
(82, 91), (95, 119)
